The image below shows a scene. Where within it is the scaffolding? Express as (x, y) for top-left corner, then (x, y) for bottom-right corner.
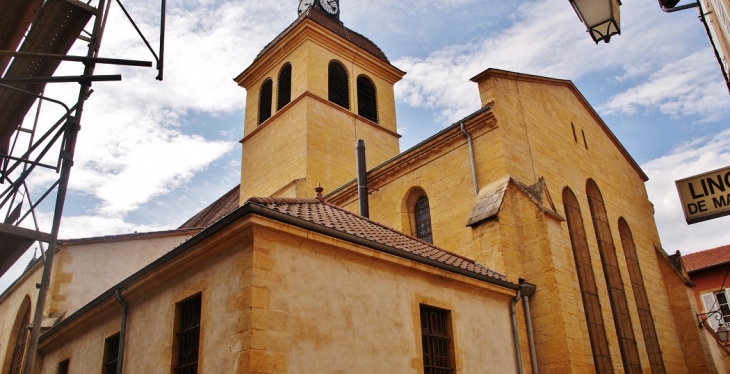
(0, 0), (165, 372)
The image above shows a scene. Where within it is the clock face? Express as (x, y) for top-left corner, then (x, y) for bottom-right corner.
(298, 0), (314, 15)
(319, 0), (338, 14)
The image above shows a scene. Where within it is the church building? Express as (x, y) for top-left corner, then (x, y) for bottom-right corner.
(0, 1), (726, 373)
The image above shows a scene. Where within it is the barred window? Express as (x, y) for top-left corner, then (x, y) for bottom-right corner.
(57, 359), (69, 374)
(174, 294), (202, 374)
(420, 305), (453, 374)
(102, 333), (120, 374)
(356, 75), (378, 123)
(562, 187), (613, 373)
(415, 196), (433, 244)
(277, 63), (292, 111)
(586, 180), (641, 373)
(619, 218), (666, 373)
(7, 301), (30, 374)
(258, 78), (273, 125)
(328, 61), (349, 109)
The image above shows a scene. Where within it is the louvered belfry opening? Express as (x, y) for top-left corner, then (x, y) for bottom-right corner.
(420, 305), (454, 374)
(586, 180), (641, 374)
(103, 333), (120, 374)
(258, 78), (273, 125)
(618, 218), (666, 374)
(174, 294), (201, 374)
(357, 75), (378, 123)
(277, 63), (292, 111)
(328, 61), (349, 109)
(562, 187), (613, 374)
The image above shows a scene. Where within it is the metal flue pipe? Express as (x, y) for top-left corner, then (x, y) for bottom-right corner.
(356, 139), (369, 218)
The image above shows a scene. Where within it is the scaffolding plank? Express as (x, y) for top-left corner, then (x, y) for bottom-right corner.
(0, 0), (40, 75)
(0, 224), (52, 277)
(0, 0), (94, 155)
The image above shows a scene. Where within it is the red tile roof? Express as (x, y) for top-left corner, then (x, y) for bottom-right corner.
(247, 197), (508, 283)
(683, 244), (730, 272)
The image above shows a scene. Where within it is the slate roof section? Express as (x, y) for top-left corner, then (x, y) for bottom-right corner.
(247, 196), (509, 283)
(683, 244), (730, 273)
(178, 185), (240, 229)
(252, 7), (389, 64)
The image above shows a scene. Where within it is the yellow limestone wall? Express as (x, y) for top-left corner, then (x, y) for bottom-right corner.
(0, 262), (41, 373)
(328, 71), (714, 373)
(239, 28), (402, 201)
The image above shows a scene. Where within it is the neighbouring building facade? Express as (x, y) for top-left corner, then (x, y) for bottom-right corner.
(0, 1), (727, 373)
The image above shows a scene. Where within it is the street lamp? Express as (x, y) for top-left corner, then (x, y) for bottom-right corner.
(570, 0), (622, 43)
(717, 322), (729, 344)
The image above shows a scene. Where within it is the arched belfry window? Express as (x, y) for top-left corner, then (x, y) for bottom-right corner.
(277, 63), (292, 111)
(258, 78), (273, 125)
(586, 180), (641, 373)
(618, 218), (666, 373)
(562, 187), (613, 373)
(4, 297), (31, 374)
(328, 61), (349, 109)
(356, 75), (378, 123)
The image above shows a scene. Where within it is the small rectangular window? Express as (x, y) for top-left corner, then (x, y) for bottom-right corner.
(58, 359), (69, 374)
(420, 305), (454, 374)
(102, 333), (120, 374)
(174, 294), (202, 374)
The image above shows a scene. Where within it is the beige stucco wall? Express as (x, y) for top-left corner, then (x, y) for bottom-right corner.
(49, 232), (196, 318)
(36, 214), (519, 374)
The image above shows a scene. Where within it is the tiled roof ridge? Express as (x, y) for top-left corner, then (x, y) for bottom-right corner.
(683, 244), (730, 272)
(247, 195), (478, 265)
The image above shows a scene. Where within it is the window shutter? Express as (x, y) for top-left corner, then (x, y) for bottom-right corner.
(701, 292), (721, 331)
(328, 61), (349, 109)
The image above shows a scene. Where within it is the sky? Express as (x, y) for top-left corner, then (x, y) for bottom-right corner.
(1, 0), (730, 289)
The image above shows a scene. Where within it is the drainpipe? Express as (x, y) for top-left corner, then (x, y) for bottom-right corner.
(114, 289), (127, 374)
(356, 139), (369, 218)
(460, 123), (479, 196)
(510, 287), (524, 374)
(520, 281), (538, 374)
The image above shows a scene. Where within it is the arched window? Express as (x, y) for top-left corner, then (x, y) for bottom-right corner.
(4, 297), (31, 374)
(415, 196), (433, 244)
(619, 218), (666, 373)
(562, 187), (613, 373)
(277, 63), (292, 111)
(328, 61), (349, 109)
(356, 75), (378, 123)
(586, 180), (641, 373)
(258, 78), (273, 125)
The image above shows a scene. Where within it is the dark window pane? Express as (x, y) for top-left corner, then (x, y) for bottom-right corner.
(415, 196), (433, 244)
(175, 294), (201, 374)
(8, 304), (30, 374)
(420, 305), (453, 374)
(103, 333), (120, 374)
(58, 359), (69, 374)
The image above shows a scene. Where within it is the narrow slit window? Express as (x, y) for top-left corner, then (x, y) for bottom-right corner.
(357, 75), (378, 123)
(586, 180), (641, 373)
(277, 64), (292, 111)
(563, 187), (613, 373)
(571, 122), (577, 142)
(103, 333), (120, 374)
(258, 78), (273, 125)
(420, 305), (454, 374)
(582, 129), (588, 149)
(328, 61), (349, 109)
(174, 294), (202, 374)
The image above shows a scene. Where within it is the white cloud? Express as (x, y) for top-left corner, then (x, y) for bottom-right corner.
(602, 51), (730, 121)
(643, 129), (730, 254)
(391, 0), (713, 124)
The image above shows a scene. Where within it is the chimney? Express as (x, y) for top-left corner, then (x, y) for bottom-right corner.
(356, 139), (369, 218)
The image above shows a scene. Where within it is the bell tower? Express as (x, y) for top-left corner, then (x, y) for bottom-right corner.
(234, 3), (405, 202)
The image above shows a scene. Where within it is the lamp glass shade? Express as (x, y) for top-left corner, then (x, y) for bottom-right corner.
(570, 0), (621, 43)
